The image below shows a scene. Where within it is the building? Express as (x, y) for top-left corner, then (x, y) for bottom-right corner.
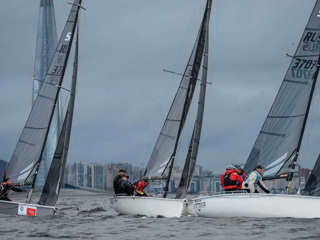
(87, 163), (105, 190)
(74, 160), (85, 187)
(34, 0), (61, 187)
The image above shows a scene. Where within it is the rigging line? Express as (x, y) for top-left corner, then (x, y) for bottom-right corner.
(259, 84), (310, 171)
(163, 69), (212, 85)
(301, 81), (320, 161)
(33, 78), (71, 92)
(286, 53), (320, 67)
(12, 76), (71, 179)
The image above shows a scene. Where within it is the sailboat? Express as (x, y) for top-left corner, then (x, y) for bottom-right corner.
(0, 0), (83, 217)
(110, 0), (212, 218)
(192, 0), (320, 218)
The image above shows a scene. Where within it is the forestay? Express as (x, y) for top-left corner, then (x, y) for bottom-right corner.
(176, 0), (211, 199)
(5, 0), (82, 185)
(143, 1), (208, 180)
(244, 1), (320, 179)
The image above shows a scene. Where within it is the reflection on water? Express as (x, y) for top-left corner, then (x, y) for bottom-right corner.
(1, 190), (320, 240)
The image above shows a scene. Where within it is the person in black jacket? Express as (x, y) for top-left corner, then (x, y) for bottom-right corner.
(118, 175), (134, 196)
(113, 169), (126, 194)
(0, 178), (25, 201)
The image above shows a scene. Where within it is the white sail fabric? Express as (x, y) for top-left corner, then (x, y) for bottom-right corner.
(5, 0), (82, 185)
(244, 1), (320, 179)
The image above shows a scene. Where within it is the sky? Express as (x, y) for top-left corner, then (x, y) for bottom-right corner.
(0, 0), (320, 174)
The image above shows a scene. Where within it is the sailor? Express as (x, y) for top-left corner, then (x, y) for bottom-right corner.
(0, 178), (25, 201)
(134, 179), (149, 197)
(221, 165), (244, 191)
(238, 167), (246, 190)
(242, 165), (270, 193)
(113, 169), (126, 194)
(118, 175), (134, 196)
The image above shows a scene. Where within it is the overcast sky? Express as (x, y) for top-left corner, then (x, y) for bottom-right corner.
(0, 0), (319, 173)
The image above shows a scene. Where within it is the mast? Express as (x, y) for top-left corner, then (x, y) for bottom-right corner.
(39, 23), (80, 206)
(176, 0), (211, 199)
(285, 57), (320, 194)
(163, 0), (211, 198)
(26, 0), (83, 203)
(243, 0), (320, 186)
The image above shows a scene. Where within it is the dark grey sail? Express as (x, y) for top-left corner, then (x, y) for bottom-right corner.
(244, 1), (320, 181)
(176, 0), (211, 199)
(5, 0), (82, 185)
(302, 154), (320, 196)
(39, 25), (79, 206)
(143, 0), (209, 182)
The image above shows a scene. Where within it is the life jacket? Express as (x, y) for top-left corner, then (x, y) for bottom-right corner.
(135, 181), (148, 195)
(244, 171), (260, 188)
(222, 169), (242, 190)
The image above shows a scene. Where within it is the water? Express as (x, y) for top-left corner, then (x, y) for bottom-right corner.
(1, 190), (320, 240)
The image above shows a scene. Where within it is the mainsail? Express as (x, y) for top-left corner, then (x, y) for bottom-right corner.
(143, 0), (209, 181)
(39, 25), (79, 206)
(244, 1), (320, 181)
(176, 0), (211, 199)
(5, 0), (82, 185)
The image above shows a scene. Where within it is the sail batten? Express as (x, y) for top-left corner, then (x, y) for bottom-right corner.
(244, 1), (320, 179)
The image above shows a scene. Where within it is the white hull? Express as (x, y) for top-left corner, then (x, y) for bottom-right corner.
(0, 200), (56, 217)
(192, 193), (320, 218)
(110, 196), (187, 218)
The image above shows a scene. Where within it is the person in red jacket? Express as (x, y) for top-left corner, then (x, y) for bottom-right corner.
(134, 180), (149, 197)
(221, 165), (244, 191)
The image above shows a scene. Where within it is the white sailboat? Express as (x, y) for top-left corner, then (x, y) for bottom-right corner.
(193, 0), (320, 219)
(0, 0), (83, 217)
(110, 0), (212, 218)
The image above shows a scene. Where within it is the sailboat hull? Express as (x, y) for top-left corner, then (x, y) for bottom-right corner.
(110, 196), (187, 218)
(0, 200), (56, 217)
(192, 193), (320, 218)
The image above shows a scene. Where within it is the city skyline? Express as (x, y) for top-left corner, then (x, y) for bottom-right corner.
(1, 1), (320, 175)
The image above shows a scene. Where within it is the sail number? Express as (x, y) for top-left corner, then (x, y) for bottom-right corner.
(291, 59), (316, 79)
(51, 66), (63, 75)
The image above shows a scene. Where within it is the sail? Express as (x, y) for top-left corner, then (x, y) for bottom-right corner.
(176, 0), (211, 199)
(38, 25), (79, 206)
(143, 1), (208, 180)
(302, 154), (320, 196)
(244, 1), (320, 179)
(5, 0), (82, 185)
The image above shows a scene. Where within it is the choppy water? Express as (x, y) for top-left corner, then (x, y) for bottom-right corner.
(1, 190), (320, 240)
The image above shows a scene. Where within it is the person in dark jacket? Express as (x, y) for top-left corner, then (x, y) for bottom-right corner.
(0, 178), (24, 201)
(118, 175), (134, 196)
(113, 169), (126, 194)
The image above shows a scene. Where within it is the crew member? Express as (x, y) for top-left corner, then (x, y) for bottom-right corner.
(237, 166), (246, 190)
(242, 165), (270, 193)
(113, 169), (126, 194)
(221, 165), (243, 191)
(134, 180), (149, 197)
(118, 175), (134, 196)
(0, 178), (24, 201)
